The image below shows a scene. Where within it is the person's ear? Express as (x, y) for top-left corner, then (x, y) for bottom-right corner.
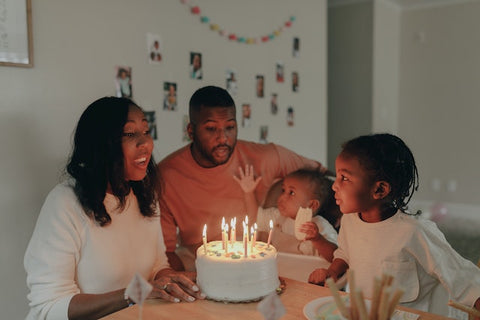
(309, 199), (320, 213)
(372, 181), (391, 200)
(187, 123), (194, 140)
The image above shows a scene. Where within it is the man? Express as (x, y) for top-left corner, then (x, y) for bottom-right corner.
(158, 86), (331, 271)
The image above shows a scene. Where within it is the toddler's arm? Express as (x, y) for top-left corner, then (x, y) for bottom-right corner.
(233, 165), (262, 220)
(300, 221), (337, 262)
(308, 258), (348, 286)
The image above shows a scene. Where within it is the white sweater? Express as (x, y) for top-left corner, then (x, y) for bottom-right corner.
(335, 211), (480, 318)
(24, 182), (169, 320)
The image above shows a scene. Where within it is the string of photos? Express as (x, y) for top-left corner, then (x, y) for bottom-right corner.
(180, 0), (296, 44)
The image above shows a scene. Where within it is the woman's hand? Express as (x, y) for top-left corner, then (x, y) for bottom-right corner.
(234, 165), (262, 193)
(150, 270), (206, 303)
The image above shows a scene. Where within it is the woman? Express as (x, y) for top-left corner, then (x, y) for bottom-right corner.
(24, 97), (204, 320)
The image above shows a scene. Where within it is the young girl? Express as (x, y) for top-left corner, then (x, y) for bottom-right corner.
(308, 133), (480, 319)
(235, 166), (338, 262)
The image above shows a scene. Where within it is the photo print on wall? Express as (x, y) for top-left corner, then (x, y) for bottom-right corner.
(276, 62), (284, 83)
(292, 71), (299, 92)
(226, 69), (238, 95)
(147, 33), (162, 64)
(144, 111), (157, 140)
(287, 106), (294, 126)
(115, 66), (132, 98)
(242, 103), (251, 128)
(256, 75), (264, 98)
(259, 125), (268, 144)
(182, 115), (191, 142)
(293, 37), (300, 58)
(270, 93), (278, 115)
(189, 52), (203, 79)
(163, 82), (177, 111)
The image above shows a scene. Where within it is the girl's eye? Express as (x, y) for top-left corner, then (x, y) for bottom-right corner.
(289, 190), (295, 196)
(341, 175), (349, 182)
(206, 127), (216, 132)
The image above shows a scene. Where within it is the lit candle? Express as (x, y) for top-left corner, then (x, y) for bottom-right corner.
(252, 223), (257, 248)
(243, 221), (248, 258)
(230, 217), (236, 244)
(245, 215), (249, 241)
(267, 220), (273, 248)
(224, 224), (229, 254)
(250, 226), (254, 253)
(202, 224), (207, 254)
(221, 217), (226, 250)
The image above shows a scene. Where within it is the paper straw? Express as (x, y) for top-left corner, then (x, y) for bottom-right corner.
(369, 277), (382, 320)
(448, 300), (480, 318)
(387, 289), (404, 319)
(354, 290), (369, 320)
(378, 288), (391, 320)
(326, 277), (350, 319)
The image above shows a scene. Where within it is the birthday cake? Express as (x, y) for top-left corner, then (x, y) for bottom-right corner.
(195, 240), (280, 302)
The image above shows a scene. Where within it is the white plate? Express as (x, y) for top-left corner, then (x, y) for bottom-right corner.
(303, 296), (371, 320)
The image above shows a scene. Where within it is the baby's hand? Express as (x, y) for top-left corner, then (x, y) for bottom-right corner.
(308, 268), (329, 285)
(233, 165), (262, 193)
(300, 221), (320, 241)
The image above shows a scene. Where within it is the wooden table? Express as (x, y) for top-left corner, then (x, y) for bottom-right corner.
(102, 278), (453, 320)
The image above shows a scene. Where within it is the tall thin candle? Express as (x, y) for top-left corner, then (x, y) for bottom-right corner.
(267, 220), (273, 248)
(230, 217), (236, 244)
(243, 221), (248, 258)
(202, 224), (207, 254)
(221, 217), (226, 250)
(224, 224), (229, 254)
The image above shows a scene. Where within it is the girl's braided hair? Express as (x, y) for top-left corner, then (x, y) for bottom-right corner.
(341, 133), (419, 213)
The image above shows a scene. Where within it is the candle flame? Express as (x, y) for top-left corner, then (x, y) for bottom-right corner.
(203, 224), (207, 237)
(231, 217), (236, 228)
(222, 217), (225, 229)
(254, 222), (257, 230)
(269, 219), (273, 229)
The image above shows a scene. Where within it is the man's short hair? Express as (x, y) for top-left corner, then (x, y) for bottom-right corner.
(189, 86), (236, 124)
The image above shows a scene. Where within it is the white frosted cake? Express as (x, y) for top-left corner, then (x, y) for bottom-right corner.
(195, 240), (280, 302)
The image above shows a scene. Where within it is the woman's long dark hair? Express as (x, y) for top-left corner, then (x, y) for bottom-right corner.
(66, 97), (159, 226)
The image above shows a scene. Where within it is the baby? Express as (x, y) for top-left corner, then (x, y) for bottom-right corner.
(235, 166), (337, 261)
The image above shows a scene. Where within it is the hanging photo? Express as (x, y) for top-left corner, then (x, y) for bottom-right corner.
(242, 103), (251, 128)
(287, 106), (295, 127)
(270, 93), (278, 115)
(259, 126), (269, 144)
(163, 82), (177, 111)
(293, 37), (300, 58)
(189, 52), (203, 79)
(147, 33), (162, 64)
(292, 71), (299, 92)
(256, 75), (264, 98)
(144, 111), (157, 140)
(226, 69), (238, 95)
(182, 115), (191, 142)
(276, 62), (284, 83)
(115, 66), (132, 98)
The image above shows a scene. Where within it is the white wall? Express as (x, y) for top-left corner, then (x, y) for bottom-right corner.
(327, 0), (373, 169)
(0, 0), (327, 317)
(373, 0), (480, 204)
